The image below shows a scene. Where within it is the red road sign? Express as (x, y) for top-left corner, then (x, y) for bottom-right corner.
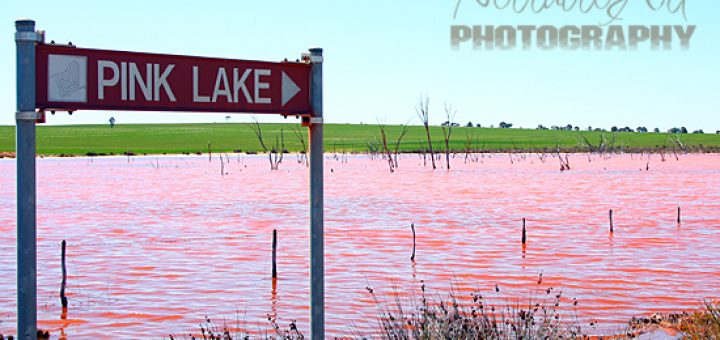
(36, 45), (312, 115)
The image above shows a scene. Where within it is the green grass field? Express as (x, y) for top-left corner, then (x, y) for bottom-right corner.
(0, 123), (719, 155)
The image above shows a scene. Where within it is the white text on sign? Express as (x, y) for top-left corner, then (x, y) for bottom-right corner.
(97, 60), (273, 104)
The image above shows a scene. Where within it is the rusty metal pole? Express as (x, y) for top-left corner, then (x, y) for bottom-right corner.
(308, 47), (324, 340)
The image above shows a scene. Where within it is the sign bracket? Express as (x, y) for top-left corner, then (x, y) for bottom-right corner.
(301, 116), (323, 126)
(14, 30), (43, 43)
(15, 111), (43, 120)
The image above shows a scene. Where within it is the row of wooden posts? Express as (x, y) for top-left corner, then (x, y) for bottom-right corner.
(56, 206), (683, 307)
(273, 205), (683, 278)
(56, 232), (278, 309)
(524, 206), (681, 244)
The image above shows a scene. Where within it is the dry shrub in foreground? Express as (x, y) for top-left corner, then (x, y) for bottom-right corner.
(0, 330), (50, 340)
(163, 286), (718, 339)
(682, 300), (720, 339)
(627, 300), (720, 339)
(364, 277), (589, 340)
(168, 315), (303, 340)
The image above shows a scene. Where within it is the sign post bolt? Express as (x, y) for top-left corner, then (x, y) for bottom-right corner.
(15, 18), (39, 340)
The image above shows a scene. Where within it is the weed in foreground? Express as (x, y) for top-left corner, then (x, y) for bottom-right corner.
(628, 299), (720, 340)
(0, 329), (50, 340)
(168, 315), (303, 340)
(363, 275), (589, 340)
(682, 299), (720, 339)
(166, 280), (719, 339)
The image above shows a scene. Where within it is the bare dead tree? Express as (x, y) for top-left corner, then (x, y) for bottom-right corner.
(416, 96), (436, 169)
(367, 138), (381, 159)
(555, 141), (571, 171)
(377, 119), (395, 173)
(534, 146), (548, 163)
(392, 120), (411, 169)
(220, 154), (225, 176)
(609, 132), (618, 155)
(464, 129), (475, 163)
(219, 153), (230, 176)
(441, 102), (456, 170)
(578, 135), (594, 162)
(580, 135), (595, 153)
(597, 132), (607, 155)
(472, 134), (481, 163)
(417, 138), (427, 166)
(249, 117), (283, 170)
(270, 129), (285, 170)
(509, 140), (517, 164)
(660, 146), (667, 162)
(250, 118), (269, 151)
(668, 133), (686, 160)
(292, 124), (308, 167)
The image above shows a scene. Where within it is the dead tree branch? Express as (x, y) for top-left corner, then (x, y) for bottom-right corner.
(393, 119), (411, 169)
(250, 117), (283, 170)
(441, 102), (456, 170)
(377, 118), (395, 173)
(416, 95), (436, 169)
(292, 124), (308, 167)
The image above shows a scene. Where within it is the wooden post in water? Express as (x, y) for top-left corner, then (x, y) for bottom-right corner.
(609, 209), (614, 233)
(410, 223), (416, 261)
(677, 206), (681, 224)
(522, 218), (526, 245)
(272, 229), (278, 279)
(60, 240), (68, 308)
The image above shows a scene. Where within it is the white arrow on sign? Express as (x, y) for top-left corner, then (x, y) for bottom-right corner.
(281, 71), (301, 106)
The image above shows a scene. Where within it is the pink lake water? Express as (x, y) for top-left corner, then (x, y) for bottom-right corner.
(0, 153), (719, 338)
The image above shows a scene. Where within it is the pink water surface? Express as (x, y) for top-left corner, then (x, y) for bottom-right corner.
(1, 153), (719, 338)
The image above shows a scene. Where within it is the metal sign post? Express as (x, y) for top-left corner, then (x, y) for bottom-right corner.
(15, 18), (41, 340)
(308, 47), (324, 340)
(14, 19), (325, 340)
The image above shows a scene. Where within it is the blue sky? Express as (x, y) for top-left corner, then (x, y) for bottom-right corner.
(2, 0), (718, 131)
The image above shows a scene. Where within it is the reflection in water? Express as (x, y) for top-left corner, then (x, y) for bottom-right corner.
(411, 259), (417, 281)
(0, 153), (719, 337)
(270, 277), (278, 324)
(58, 307), (68, 340)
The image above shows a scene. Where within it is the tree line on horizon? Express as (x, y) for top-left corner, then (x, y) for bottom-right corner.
(365, 95), (720, 173)
(445, 121), (715, 135)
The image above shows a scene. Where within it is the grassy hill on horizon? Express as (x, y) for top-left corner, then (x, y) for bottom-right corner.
(1, 122), (719, 156)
